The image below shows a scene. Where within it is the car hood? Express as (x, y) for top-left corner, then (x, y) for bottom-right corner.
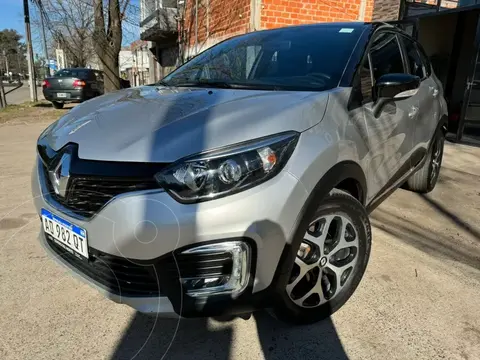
(41, 85), (330, 162)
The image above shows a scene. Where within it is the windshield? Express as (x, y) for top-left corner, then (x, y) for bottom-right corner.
(162, 25), (363, 91)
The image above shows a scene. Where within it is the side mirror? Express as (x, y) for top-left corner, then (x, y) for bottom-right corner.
(373, 73), (421, 117)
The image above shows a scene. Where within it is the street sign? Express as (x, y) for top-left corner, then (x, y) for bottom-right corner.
(48, 59), (57, 71)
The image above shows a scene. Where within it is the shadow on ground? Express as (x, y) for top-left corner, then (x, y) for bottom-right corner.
(110, 311), (348, 360)
(371, 192), (480, 271)
(446, 131), (480, 149)
(33, 103), (54, 108)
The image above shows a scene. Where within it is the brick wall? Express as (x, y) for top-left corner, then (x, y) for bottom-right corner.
(371, 0), (401, 21)
(365, 0), (375, 21)
(261, 0), (362, 29)
(182, 0), (251, 57)
(180, 0), (399, 58)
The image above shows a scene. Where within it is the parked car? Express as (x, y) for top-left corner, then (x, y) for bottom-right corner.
(32, 22), (447, 324)
(42, 68), (105, 109)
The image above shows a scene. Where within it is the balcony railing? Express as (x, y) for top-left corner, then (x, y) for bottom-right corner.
(140, 0), (179, 40)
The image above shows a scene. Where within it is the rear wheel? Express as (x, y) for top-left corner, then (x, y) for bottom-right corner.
(405, 129), (445, 193)
(272, 189), (371, 325)
(51, 101), (64, 109)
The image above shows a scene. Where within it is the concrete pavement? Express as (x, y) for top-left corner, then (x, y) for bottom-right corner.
(4, 84), (44, 105)
(0, 115), (479, 360)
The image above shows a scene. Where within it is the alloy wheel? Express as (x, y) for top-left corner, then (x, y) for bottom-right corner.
(286, 214), (359, 308)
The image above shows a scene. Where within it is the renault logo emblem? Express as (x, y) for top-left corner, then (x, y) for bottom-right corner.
(48, 152), (71, 197)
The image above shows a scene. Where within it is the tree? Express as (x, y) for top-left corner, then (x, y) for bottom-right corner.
(34, 0), (96, 68)
(93, 0), (130, 92)
(32, 0), (136, 92)
(0, 29), (27, 76)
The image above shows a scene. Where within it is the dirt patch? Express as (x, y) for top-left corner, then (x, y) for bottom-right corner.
(0, 218), (27, 230)
(0, 102), (70, 125)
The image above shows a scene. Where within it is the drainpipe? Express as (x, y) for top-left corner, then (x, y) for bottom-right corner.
(206, 0), (209, 39)
(358, 0), (367, 21)
(195, 0), (198, 55)
(250, 0), (261, 31)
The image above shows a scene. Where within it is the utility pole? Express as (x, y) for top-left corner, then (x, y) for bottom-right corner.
(140, 45), (144, 85)
(0, 78), (6, 108)
(23, 0), (38, 102)
(36, 0), (50, 77)
(2, 50), (9, 79)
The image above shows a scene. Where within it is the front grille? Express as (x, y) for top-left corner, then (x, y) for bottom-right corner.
(43, 169), (159, 218)
(46, 236), (165, 297)
(46, 236), (235, 297)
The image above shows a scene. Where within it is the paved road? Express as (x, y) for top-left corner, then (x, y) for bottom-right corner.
(4, 84), (44, 105)
(0, 116), (479, 360)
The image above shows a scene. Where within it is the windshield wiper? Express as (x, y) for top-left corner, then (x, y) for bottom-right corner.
(172, 81), (234, 88)
(156, 80), (171, 86)
(166, 81), (291, 90)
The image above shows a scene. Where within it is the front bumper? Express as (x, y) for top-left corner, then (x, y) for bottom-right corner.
(32, 157), (308, 316)
(39, 230), (178, 316)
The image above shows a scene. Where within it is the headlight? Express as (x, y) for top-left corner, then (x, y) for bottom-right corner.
(155, 132), (299, 203)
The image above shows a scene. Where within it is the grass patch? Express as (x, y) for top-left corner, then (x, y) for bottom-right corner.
(0, 101), (67, 124)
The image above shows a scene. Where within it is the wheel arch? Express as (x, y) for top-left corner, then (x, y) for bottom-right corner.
(325, 161), (368, 206)
(263, 160), (368, 300)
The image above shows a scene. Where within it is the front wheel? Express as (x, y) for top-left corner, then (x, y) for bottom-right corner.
(51, 101), (64, 109)
(272, 189), (371, 325)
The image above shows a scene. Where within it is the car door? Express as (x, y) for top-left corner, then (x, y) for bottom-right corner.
(398, 34), (436, 161)
(353, 30), (418, 200)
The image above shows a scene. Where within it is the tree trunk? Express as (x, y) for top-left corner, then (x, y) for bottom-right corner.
(93, 0), (124, 92)
(101, 50), (120, 92)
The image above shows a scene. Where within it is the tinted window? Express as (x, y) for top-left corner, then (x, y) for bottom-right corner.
(54, 69), (90, 79)
(416, 43), (432, 77)
(358, 55), (374, 104)
(400, 36), (425, 78)
(369, 32), (405, 82)
(163, 25), (364, 91)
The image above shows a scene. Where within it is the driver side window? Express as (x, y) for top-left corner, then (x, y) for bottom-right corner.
(357, 32), (405, 104)
(369, 32), (405, 85)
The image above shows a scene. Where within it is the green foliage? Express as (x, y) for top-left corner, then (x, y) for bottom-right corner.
(0, 29), (28, 75)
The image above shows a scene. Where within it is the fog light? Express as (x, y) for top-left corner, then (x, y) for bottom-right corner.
(180, 241), (251, 298)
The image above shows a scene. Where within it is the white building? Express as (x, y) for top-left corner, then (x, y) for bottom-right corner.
(119, 45), (150, 87)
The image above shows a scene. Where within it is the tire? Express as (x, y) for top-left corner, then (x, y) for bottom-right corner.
(405, 129), (445, 193)
(272, 189), (371, 325)
(52, 101), (64, 109)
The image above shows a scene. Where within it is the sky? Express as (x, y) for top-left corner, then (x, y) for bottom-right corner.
(1, 0), (28, 39)
(0, 0), (141, 58)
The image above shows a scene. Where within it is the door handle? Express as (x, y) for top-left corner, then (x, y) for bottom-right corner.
(429, 86), (439, 98)
(408, 106), (419, 118)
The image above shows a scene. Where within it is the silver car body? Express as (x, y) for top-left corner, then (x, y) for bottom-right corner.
(32, 22), (447, 315)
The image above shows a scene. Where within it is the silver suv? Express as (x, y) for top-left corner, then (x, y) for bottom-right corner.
(32, 22), (447, 324)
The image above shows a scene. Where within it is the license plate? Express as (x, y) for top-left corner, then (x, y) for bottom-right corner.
(57, 93), (67, 98)
(41, 208), (88, 259)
